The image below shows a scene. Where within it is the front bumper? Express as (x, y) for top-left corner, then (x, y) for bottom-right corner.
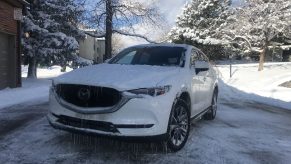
(47, 113), (167, 141)
(48, 88), (174, 138)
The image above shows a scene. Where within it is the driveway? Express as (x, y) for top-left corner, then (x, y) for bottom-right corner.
(0, 97), (291, 164)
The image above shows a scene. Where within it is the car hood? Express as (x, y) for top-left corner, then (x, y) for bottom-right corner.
(54, 64), (181, 91)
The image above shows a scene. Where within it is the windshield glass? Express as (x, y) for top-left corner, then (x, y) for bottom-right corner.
(109, 46), (186, 67)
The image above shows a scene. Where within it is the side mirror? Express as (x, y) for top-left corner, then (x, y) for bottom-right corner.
(194, 61), (209, 74)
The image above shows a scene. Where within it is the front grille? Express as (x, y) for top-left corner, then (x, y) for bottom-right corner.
(55, 84), (122, 108)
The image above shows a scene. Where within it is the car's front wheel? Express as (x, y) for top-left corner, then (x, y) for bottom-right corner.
(204, 90), (218, 120)
(166, 99), (190, 152)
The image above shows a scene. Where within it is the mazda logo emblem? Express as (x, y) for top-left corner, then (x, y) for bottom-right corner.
(78, 88), (91, 101)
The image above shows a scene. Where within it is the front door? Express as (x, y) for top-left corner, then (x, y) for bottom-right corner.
(189, 50), (204, 116)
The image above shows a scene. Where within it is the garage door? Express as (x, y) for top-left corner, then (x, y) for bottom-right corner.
(0, 32), (10, 89)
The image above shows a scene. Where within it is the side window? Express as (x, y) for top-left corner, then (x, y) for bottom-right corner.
(190, 49), (199, 66)
(139, 52), (150, 64)
(116, 51), (136, 64)
(198, 51), (209, 62)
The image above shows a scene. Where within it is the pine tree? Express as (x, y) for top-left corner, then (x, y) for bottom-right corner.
(22, 0), (85, 78)
(169, 0), (231, 59)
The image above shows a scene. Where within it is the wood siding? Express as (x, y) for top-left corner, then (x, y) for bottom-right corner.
(0, 0), (22, 89)
(0, 0), (18, 34)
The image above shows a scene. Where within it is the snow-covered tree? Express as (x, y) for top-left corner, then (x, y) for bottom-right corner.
(222, 0), (291, 70)
(22, 0), (85, 78)
(169, 0), (231, 59)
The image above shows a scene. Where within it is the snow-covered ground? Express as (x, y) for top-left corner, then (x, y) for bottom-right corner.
(0, 66), (71, 109)
(1, 62), (291, 163)
(216, 62), (291, 110)
(1, 92), (291, 164)
(0, 63), (290, 110)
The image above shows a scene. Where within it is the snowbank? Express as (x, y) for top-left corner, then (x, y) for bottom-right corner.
(22, 65), (73, 79)
(0, 66), (71, 109)
(216, 63), (291, 110)
(0, 79), (50, 109)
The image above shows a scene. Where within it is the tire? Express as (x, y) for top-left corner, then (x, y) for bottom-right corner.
(166, 99), (190, 152)
(204, 90), (218, 120)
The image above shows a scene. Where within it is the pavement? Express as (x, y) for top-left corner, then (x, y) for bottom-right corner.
(0, 97), (291, 164)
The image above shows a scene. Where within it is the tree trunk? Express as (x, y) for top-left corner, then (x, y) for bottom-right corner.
(258, 48), (265, 71)
(27, 56), (37, 78)
(105, 0), (113, 60)
(258, 40), (269, 71)
(61, 65), (66, 72)
(61, 58), (67, 72)
(258, 31), (270, 71)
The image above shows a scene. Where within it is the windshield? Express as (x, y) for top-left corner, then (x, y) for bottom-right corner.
(109, 46), (186, 67)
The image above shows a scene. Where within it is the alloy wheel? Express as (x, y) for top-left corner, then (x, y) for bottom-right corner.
(169, 105), (189, 147)
(212, 93), (217, 117)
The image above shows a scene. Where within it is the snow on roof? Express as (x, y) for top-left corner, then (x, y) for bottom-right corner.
(79, 28), (98, 32)
(280, 45), (291, 50)
(267, 45), (291, 50)
(251, 47), (263, 53)
(97, 38), (105, 41)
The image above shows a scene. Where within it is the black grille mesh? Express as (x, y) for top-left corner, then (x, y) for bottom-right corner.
(55, 84), (121, 107)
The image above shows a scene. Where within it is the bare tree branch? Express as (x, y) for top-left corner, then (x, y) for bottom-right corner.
(85, 0), (163, 58)
(85, 29), (157, 43)
(113, 29), (157, 44)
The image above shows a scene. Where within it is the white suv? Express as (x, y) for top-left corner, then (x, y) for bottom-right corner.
(47, 44), (218, 151)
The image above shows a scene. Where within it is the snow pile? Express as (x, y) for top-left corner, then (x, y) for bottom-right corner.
(22, 65), (72, 79)
(0, 66), (71, 109)
(217, 62), (291, 110)
(0, 79), (50, 109)
(73, 56), (94, 67)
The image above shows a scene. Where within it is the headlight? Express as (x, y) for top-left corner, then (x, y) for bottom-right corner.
(128, 85), (171, 97)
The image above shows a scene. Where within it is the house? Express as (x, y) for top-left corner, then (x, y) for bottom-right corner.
(266, 36), (291, 62)
(264, 45), (291, 62)
(79, 31), (105, 64)
(281, 45), (291, 62)
(0, 0), (26, 89)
